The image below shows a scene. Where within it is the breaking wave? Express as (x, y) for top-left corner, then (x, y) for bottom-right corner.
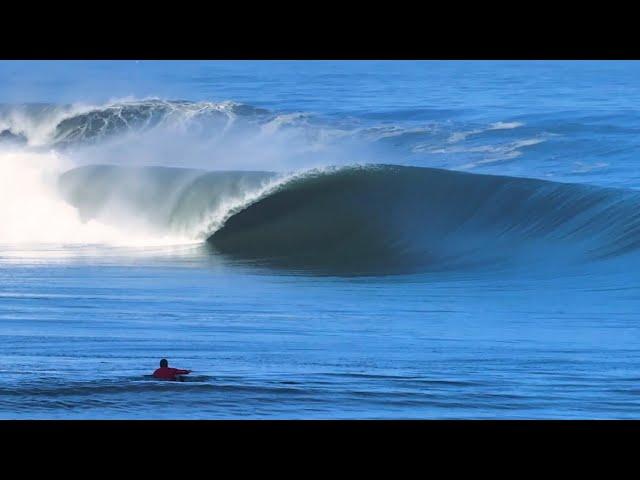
(4, 98), (639, 275)
(58, 164), (640, 275)
(0, 99), (271, 147)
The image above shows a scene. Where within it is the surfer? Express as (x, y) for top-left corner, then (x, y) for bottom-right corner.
(152, 358), (192, 381)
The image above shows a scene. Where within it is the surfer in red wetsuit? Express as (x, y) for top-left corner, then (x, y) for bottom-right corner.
(153, 358), (192, 381)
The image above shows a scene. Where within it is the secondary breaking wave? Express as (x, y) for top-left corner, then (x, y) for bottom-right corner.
(58, 164), (640, 275)
(0, 100), (272, 147)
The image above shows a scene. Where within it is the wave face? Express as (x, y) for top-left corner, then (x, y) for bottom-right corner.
(208, 165), (640, 274)
(58, 164), (640, 275)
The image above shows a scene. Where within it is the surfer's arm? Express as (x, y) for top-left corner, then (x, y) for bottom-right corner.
(173, 369), (191, 375)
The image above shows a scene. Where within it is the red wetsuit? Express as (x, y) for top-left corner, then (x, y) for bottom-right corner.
(153, 367), (191, 380)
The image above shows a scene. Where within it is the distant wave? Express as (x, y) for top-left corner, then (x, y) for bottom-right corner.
(0, 99), (531, 156)
(59, 164), (640, 275)
(0, 99), (272, 147)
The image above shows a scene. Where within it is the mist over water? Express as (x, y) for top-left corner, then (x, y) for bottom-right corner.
(1, 61), (640, 418)
(0, 98), (390, 251)
(4, 96), (640, 275)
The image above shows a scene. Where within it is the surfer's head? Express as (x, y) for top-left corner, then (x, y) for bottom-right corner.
(160, 358), (168, 368)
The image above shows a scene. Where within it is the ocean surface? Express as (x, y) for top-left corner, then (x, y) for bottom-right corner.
(1, 60), (640, 419)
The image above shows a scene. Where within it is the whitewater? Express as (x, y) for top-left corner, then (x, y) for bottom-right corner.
(1, 61), (640, 419)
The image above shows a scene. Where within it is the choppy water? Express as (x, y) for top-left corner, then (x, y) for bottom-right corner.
(1, 61), (640, 418)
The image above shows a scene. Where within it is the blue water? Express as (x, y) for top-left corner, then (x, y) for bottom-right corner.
(1, 61), (640, 418)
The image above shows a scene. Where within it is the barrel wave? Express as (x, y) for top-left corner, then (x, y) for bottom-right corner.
(58, 164), (640, 275)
